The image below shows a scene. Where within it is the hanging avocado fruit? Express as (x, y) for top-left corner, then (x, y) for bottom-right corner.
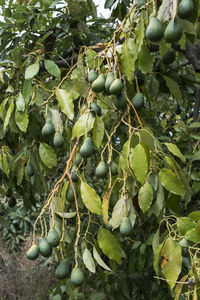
(145, 17), (164, 42)
(71, 166), (79, 182)
(120, 217), (132, 235)
(164, 17), (183, 43)
(42, 120), (55, 137)
(95, 161), (108, 178)
(131, 93), (144, 110)
(162, 49), (176, 65)
(114, 92), (127, 109)
(47, 228), (60, 247)
(55, 260), (69, 279)
(90, 102), (101, 117)
(91, 74), (105, 93)
(53, 132), (64, 148)
(105, 72), (115, 93)
(38, 237), (52, 257)
(26, 244), (40, 260)
(88, 70), (98, 83)
(70, 267), (84, 286)
(67, 185), (76, 201)
(178, 0), (194, 19)
(75, 152), (82, 166)
(80, 137), (94, 158)
(26, 163), (34, 177)
(110, 78), (123, 95)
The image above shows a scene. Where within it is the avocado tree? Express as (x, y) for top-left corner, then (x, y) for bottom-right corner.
(0, 0), (200, 299)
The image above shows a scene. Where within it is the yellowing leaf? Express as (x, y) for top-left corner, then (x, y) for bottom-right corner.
(80, 180), (102, 215)
(159, 168), (186, 196)
(130, 143), (148, 184)
(165, 143), (186, 163)
(56, 88), (74, 120)
(39, 143), (57, 169)
(93, 246), (111, 271)
(93, 116), (104, 148)
(83, 248), (96, 273)
(4, 100), (14, 132)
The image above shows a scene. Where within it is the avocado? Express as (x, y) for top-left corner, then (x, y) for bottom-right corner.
(105, 72), (115, 93)
(114, 92), (127, 109)
(135, 68), (145, 86)
(88, 70), (98, 84)
(131, 93), (144, 110)
(162, 49), (176, 64)
(53, 295), (61, 300)
(26, 163), (34, 177)
(110, 192), (118, 208)
(42, 120), (55, 137)
(80, 137), (94, 158)
(26, 244), (39, 260)
(70, 267), (84, 286)
(136, 0), (145, 8)
(55, 260), (69, 279)
(75, 152), (82, 166)
(53, 132), (64, 148)
(120, 217), (132, 235)
(67, 185), (76, 201)
(91, 74), (105, 93)
(47, 228), (60, 247)
(95, 161), (108, 178)
(110, 78), (123, 95)
(71, 166), (79, 182)
(178, 0), (194, 19)
(38, 237), (52, 257)
(146, 17), (164, 42)
(90, 102), (101, 117)
(164, 17), (183, 43)
(8, 196), (16, 208)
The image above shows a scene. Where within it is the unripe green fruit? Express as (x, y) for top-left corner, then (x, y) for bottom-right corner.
(90, 102), (101, 117)
(38, 237), (52, 257)
(80, 137), (94, 158)
(178, 0), (194, 19)
(120, 217), (132, 235)
(110, 78), (123, 95)
(75, 152), (82, 166)
(95, 161), (108, 178)
(71, 166), (79, 182)
(47, 228), (60, 247)
(105, 72), (115, 92)
(135, 68), (145, 86)
(110, 161), (118, 175)
(164, 17), (183, 43)
(67, 185), (75, 201)
(146, 17), (164, 42)
(53, 295), (61, 300)
(162, 49), (176, 65)
(26, 163), (34, 177)
(55, 260), (69, 279)
(42, 120), (55, 137)
(88, 70), (98, 84)
(131, 93), (144, 110)
(70, 267), (84, 286)
(26, 244), (39, 260)
(53, 132), (64, 148)
(8, 196), (16, 208)
(114, 92), (127, 109)
(136, 0), (145, 8)
(91, 74), (105, 93)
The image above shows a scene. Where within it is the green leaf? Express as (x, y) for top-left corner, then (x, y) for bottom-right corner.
(97, 228), (122, 264)
(4, 100), (14, 132)
(161, 236), (182, 290)
(121, 38), (138, 82)
(61, 181), (69, 208)
(159, 168), (186, 196)
(56, 212), (76, 218)
(72, 110), (95, 139)
(93, 246), (111, 271)
(138, 182), (153, 214)
(135, 11), (145, 53)
(16, 92), (25, 112)
(137, 45), (153, 73)
(130, 143), (148, 184)
(149, 182), (164, 217)
(104, 0), (115, 9)
(39, 143), (57, 169)
(191, 151), (200, 161)
(22, 80), (32, 104)
(25, 61), (40, 79)
(174, 275), (188, 300)
(86, 49), (98, 69)
(165, 143), (186, 163)
(177, 217), (195, 235)
(111, 197), (124, 230)
(83, 248), (96, 273)
(163, 75), (182, 101)
(184, 228), (200, 243)
(182, 20), (196, 35)
(44, 60), (61, 79)
(15, 110), (29, 133)
(56, 88), (74, 120)
(0, 216), (9, 228)
(119, 140), (129, 171)
(189, 122), (200, 128)
(93, 116), (104, 148)
(80, 180), (102, 215)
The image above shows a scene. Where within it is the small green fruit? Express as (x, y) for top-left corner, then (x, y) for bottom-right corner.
(162, 49), (176, 65)
(55, 260), (69, 279)
(105, 72), (115, 93)
(26, 163), (34, 177)
(90, 102), (101, 117)
(178, 0), (194, 19)
(110, 161), (118, 175)
(91, 74), (105, 93)
(47, 229), (60, 247)
(26, 244), (39, 260)
(131, 93), (144, 110)
(110, 78), (123, 95)
(53, 132), (64, 148)
(71, 167), (79, 182)
(8, 196), (16, 208)
(67, 185), (76, 201)
(114, 92), (127, 109)
(136, 0), (145, 8)
(38, 237), (52, 257)
(120, 217), (132, 235)
(53, 295), (61, 300)
(145, 17), (164, 42)
(75, 152), (82, 166)
(80, 137), (94, 158)
(164, 17), (183, 43)
(135, 68), (145, 86)
(95, 161), (108, 178)
(70, 267), (84, 286)
(88, 70), (98, 84)
(42, 120), (55, 137)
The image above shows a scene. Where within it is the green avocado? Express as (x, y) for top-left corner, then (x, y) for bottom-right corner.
(145, 17), (164, 42)
(75, 152), (82, 166)
(164, 17), (183, 43)
(114, 92), (127, 109)
(136, 0), (145, 8)
(47, 228), (60, 247)
(38, 237), (52, 257)
(120, 217), (132, 235)
(95, 161), (108, 178)
(8, 196), (16, 208)
(135, 68), (145, 86)
(67, 185), (76, 201)
(110, 161), (118, 175)
(91, 74), (105, 93)
(26, 244), (39, 260)
(26, 163), (34, 177)
(131, 93), (144, 110)
(71, 166), (79, 182)
(90, 102), (101, 117)
(178, 0), (194, 19)
(162, 49), (176, 65)
(53, 295), (61, 300)
(70, 267), (84, 286)
(53, 132), (64, 148)
(88, 70), (98, 84)
(42, 120), (55, 137)
(55, 260), (69, 279)
(110, 78), (123, 95)
(80, 137), (94, 158)
(105, 72), (115, 93)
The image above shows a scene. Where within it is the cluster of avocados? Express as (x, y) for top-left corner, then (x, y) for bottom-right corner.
(146, 0), (194, 44)
(42, 119), (64, 148)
